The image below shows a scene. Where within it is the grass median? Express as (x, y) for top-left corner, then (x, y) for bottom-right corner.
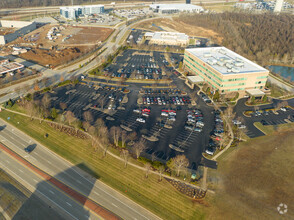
(0, 110), (207, 220)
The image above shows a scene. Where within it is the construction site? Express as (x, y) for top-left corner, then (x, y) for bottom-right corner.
(2, 24), (113, 68)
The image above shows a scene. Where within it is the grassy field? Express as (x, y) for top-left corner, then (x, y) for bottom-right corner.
(0, 169), (64, 219)
(254, 121), (293, 134)
(0, 109), (208, 220)
(206, 123), (294, 219)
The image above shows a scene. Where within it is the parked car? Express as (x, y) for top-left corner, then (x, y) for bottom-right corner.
(205, 147), (216, 156)
(136, 118), (146, 123)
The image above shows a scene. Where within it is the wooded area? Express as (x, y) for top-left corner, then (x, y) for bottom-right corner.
(178, 12), (294, 65)
(0, 0), (95, 8)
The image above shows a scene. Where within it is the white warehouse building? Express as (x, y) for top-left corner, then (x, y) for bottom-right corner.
(149, 4), (204, 14)
(145, 32), (189, 47)
(60, 5), (104, 20)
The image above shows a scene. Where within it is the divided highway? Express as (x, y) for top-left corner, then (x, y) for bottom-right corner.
(0, 118), (161, 220)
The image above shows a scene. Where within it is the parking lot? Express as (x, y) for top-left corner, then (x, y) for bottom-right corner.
(35, 72), (218, 170)
(235, 99), (294, 138)
(104, 49), (181, 80)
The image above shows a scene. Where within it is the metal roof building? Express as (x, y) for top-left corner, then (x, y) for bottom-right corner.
(149, 4), (204, 14)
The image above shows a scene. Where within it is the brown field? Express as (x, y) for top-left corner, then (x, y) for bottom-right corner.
(207, 124), (294, 219)
(135, 18), (223, 44)
(10, 24), (113, 67)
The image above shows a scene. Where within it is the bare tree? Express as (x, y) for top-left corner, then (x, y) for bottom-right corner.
(158, 165), (165, 181)
(128, 131), (137, 143)
(95, 118), (105, 130)
(65, 111), (76, 126)
(42, 93), (51, 110)
(101, 135), (110, 157)
(121, 130), (128, 148)
(60, 102), (67, 112)
(151, 152), (156, 162)
(170, 155), (189, 177)
(91, 135), (100, 152)
(281, 100), (288, 107)
(26, 101), (37, 120)
(120, 149), (129, 168)
(83, 121), (91, 132)
(83, 111), (93, 124)
(144, 162), (152, 178)
(219, 136), (228, 150)
(110, 126), (121, 147)
(88, 125), (96, 136)
(133, 139), (146, 159)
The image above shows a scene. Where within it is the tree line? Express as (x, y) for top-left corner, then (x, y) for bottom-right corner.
(0, 0), (94, 8)
(11, 90), (192, 180)
(178, 12), (294, 65)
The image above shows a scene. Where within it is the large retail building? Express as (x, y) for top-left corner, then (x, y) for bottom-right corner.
(184, 47), (269, 94)
(149, 4), (204, 14)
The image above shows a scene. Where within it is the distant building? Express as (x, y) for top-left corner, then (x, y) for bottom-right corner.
(274, 0), (284, 12)
(0, 57), (24, 76)
(184, 47), (269, 95)
(149, 4), (204, 14)
(60, 5), (104, 19)
(0, 20), (36, 45)
(145, 32), (189, 47)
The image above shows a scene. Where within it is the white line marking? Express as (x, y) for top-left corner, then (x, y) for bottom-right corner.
(76, 180), (82, 184)
(6, 160), (10, 164)
(19, 169), (24, 173)
(33, 179), (38, 183)
(66, 202), (72, 207)
(34, 152), (39, 155)
(49, 190), (55, 194)
(112, 203), (118, 208)
(94, 191), (100, 196)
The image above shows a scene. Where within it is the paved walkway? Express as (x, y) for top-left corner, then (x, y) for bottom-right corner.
(3, 108), (214, 194)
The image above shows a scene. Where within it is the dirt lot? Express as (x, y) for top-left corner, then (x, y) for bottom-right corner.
(206, 124), (294, 219)
(10, 24), (113, 67)
(135, 18), (223, 44)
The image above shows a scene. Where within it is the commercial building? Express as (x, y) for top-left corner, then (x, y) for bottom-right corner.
(149, 4), (204, 14)
(60, 5), (104, 19)
(145, 32), (189, 47)
(0, 57), (24, 76)
(0, 20), (36, 45)
(184, 47), (269, 94)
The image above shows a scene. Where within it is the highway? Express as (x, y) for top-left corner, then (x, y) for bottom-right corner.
(0, 150), (97, 220)
(0, 118), (161, 220)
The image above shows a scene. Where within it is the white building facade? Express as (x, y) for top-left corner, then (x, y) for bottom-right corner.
(149, 4), (204, 14)
(60, 5), (104, 19)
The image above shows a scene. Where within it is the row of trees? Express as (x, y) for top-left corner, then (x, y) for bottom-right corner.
(0, 0), (95, 8)
(18, 91), (193, 180)
(178, 12), (294, 65)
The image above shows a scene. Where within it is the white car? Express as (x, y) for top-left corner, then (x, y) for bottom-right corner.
(280, 107), (287, 112)
(136, 118), (146, 123)
(196, 121), (204, 127)
(232, 120), (241, 125)
(161, 112), (169, 117)
(133, 109), (140, 113)
(238, 124), (246, 129)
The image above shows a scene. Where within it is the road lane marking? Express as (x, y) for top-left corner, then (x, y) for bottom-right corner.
(76, 180), (82, 184)
(33, 179), (38, 183)
(94, 191), (100, 196)
(19, 169), (24, 173)
(49, 190), (55, 194)
(6, 160), (10, 164)
(66, 202), (72, 207)
(111, 203), (118, 208)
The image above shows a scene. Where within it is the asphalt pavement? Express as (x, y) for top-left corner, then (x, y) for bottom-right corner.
(0, 118), (161, 220)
